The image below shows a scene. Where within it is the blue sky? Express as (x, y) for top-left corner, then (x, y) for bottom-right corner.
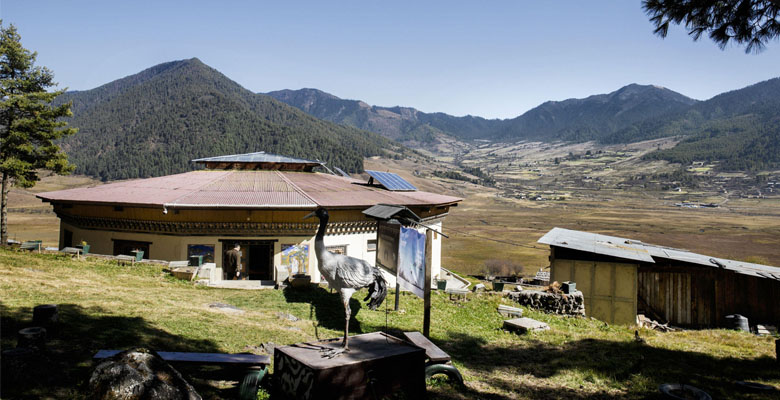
(2, 1), (778, 119)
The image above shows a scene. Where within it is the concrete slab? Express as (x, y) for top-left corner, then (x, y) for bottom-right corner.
(503, 317), (550, 333)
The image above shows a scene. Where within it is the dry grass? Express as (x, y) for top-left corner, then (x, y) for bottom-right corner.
(441, 193), (780, 276)
(5, 174), (101, 247)
(1, 250), (778, 399)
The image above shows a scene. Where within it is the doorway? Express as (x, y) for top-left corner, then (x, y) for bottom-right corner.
(222, 240), (274, 281)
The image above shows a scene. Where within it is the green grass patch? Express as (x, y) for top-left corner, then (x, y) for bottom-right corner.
(1, 249), (778, 399)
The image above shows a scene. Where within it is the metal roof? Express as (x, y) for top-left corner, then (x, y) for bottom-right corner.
(37, 170), (461, 210)
(192, 151), (323, 165)
(538, 227), (780, 281)
(362, 204), (421, 222)
(365, 170), (417, 191)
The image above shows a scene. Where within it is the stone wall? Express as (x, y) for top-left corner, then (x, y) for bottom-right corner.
(505, 290), (585, 316)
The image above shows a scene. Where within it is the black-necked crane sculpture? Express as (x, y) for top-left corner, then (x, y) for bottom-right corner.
(304, 207), (387, 357)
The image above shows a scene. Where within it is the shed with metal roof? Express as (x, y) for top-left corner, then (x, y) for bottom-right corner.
(538, 227), (780, 328)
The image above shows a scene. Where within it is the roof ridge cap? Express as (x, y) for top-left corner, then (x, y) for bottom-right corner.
(276, 171), (318, 206)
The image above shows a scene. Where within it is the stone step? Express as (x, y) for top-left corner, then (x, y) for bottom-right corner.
(503, 317), (550, 333)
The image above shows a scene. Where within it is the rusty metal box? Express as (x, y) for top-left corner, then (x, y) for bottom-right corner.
(273, 332), (426, 400)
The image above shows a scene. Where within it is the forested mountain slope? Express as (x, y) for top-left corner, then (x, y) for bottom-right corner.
(497, 84), (698, 142)
(605, 77), (780, 145)
(265, 88), (504, 143)
(57, 58), (399, 180)
(626, 78), (780, 171)
(268, 84), (698, 144)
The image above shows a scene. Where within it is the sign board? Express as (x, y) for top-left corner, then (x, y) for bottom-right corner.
(377, 220), (400, 273)
(397, 226), (427, 299)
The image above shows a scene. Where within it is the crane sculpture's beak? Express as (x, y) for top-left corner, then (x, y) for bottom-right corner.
(303, 210), (316, 220)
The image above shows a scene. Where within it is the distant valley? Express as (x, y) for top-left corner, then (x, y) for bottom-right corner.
(53, 58), (780, 184)
(268, 78), (780, 173)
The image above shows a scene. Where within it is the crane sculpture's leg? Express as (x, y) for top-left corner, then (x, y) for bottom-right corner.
(343, 295), (351, 350)
(321, 288), (354, 358)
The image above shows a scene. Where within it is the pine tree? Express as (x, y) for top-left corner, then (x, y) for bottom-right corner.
(0, 22), (77, 245)
(643, 0), (780, 53)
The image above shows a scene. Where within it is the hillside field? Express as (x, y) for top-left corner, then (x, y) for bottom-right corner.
(363, 155), (780, 277)
(1, 250), (778, 399)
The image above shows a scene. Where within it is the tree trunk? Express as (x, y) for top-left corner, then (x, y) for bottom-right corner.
(1, 172), (8, 246)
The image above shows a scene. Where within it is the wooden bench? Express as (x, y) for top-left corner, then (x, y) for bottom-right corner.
(115, 254), (136, 265)
(20, 241), (42, 253)
(94, 350), (269, 399)
(445, 287), (469, 302)
(116, 251), (144, 266)
(402, 332), (464, 386)
(61, 247), (82, 259)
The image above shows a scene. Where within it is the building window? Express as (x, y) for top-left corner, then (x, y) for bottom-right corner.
(367, 239), (377, 252)
(326, 245), (347, 255)
(188, 244), (214, 263)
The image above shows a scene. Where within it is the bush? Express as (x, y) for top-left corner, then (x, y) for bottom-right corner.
(483, 259), (523, 278)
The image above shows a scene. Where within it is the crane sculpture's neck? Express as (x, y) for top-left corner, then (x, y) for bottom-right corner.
(313, 212), (328, 258)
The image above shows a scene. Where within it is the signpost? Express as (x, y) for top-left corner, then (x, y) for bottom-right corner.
(363, 204), (440, 338)
(423, 229), (432, 337)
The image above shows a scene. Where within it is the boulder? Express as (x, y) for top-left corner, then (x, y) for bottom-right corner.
(87, 348), (201, 400)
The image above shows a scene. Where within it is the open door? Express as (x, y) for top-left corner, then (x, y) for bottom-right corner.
(222, 240), (274, 280)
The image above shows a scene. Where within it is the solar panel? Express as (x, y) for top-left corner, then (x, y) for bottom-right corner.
(334, 167), (351, 178)
(365, 170), (417, 191)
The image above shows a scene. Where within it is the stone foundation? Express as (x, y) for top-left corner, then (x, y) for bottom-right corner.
(506, 290), (585, 316)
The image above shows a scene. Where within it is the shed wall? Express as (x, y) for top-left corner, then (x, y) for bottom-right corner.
(638, 264), (780, 327)
(551, 258), (638, 325)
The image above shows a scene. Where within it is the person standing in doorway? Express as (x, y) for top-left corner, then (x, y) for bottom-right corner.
(225, 244), (241, 280)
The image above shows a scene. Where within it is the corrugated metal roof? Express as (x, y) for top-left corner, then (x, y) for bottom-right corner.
(169, 171), (315, 207)
(34, 171), (232, 206)
(37, 170), (461, 209)
(538, 227), (780, 280)
(192, 151), (322, 165)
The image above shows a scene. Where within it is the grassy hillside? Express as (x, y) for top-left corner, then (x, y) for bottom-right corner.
(2, 250), (777, 399)
(57, 58), (402, 180)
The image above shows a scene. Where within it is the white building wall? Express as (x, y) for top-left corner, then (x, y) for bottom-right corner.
(61, 219), (445, 287)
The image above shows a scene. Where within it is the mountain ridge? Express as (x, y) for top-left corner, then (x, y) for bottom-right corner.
(265, 83), (699, 144)
(57, 58), (400, 181)
(54, 58), (780, 181)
